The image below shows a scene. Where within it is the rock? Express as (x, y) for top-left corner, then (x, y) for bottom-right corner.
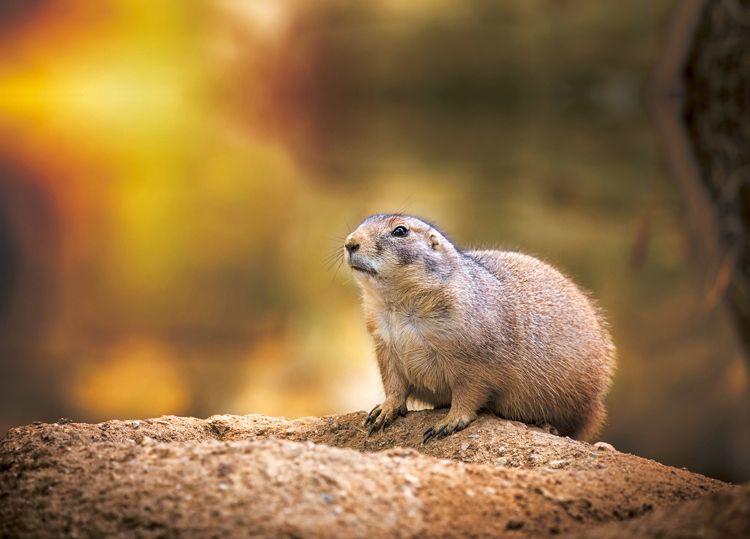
(594, 441), (616, 452)
(570, 486), (750, 539)
(0, 411), (737, 538)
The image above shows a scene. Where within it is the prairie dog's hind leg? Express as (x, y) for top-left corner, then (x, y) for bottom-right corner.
(492, 395), (562, 436)
(531, 420), (560, 436)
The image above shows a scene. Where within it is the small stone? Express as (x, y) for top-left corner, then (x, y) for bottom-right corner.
(322, 494), (334, 504)
(403, 473), (419, 485)
(132, 421), (141, 429)
(547, 459), (567, 469)
(497, 457), (508, 466)
(498, 446), (506, 456)
(218, 482), (229, 491)
(594, 442), (615, 452)
(460, 442), (470, 451)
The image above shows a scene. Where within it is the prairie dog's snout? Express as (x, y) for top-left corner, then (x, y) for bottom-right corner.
(344, 238), (359, 255)
(344, 228), (378, 276)
(344, 231), (363, 257)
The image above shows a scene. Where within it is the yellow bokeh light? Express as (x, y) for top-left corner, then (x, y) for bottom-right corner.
(68, 339), (190, 419)
(0, 0), (203, 161)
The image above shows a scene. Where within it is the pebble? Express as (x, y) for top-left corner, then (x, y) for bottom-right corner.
(594, 442), (615, 452)
(403, 473), (419, 485)
(547, 459), (567, 469)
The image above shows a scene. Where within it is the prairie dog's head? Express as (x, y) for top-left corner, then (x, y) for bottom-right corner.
(344, 214), (458, 295)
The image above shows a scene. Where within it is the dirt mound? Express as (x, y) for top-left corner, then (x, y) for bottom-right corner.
(574, 486), (750, 539)
(0, 411), (740, 538)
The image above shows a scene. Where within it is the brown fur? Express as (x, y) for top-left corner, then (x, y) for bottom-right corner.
(346, 214), (615, 441)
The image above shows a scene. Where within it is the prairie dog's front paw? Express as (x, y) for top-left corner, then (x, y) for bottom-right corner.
(423, 412), (477, 444)
(364, 401), (407, 434)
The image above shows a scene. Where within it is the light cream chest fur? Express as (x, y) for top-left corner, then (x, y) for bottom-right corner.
(373, 307), (452, 400)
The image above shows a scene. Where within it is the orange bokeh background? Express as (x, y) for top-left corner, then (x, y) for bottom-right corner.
(1, 0), (748, 482)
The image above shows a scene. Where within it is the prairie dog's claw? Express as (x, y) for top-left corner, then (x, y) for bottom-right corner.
(365, 402), (405, 435)
(364, 405), (382, 427)
(423, 413), (476, 444)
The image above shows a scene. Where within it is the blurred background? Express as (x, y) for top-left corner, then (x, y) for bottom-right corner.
(1, 0), (748, 482)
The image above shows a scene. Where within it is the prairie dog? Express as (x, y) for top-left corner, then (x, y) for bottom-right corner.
(344, 214), (615, 442)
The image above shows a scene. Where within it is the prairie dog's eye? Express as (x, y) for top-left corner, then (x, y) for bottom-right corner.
(391, 225), (408, 237)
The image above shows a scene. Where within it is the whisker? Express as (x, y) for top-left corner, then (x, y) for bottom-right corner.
(323, 248), (344, 270)
(323, 244), (343, 259)
(395, 197), (413, 216)
(323, 256), (339, 271)
(323, 247), (341, 260)
(331, 254), (346, 283)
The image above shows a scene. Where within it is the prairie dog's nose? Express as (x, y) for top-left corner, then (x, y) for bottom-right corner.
(345, 234), (360, 255)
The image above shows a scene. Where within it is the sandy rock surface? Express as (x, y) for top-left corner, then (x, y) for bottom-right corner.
(0, 411), (743, 538)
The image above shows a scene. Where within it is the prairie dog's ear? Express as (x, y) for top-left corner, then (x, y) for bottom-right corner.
(429, 233), (440, 250)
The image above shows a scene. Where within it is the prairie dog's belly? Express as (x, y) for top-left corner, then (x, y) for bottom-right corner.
(376, 310), (452, 404)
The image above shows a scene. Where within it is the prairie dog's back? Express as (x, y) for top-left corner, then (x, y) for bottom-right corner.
(467, 249), (615, 436)
(468, 250), (607, 328)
